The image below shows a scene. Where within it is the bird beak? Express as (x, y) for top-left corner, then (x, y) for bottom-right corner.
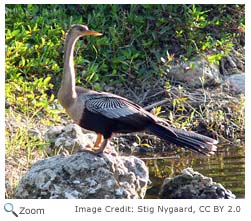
(84, 30), (103, 37)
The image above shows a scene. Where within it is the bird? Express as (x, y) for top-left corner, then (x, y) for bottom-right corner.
(58, 24), (218, 156)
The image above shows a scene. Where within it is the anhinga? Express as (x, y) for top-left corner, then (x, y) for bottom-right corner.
(58, 24), (218, 155)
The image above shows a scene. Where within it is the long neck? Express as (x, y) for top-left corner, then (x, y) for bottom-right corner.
(58, 33), (79, 108)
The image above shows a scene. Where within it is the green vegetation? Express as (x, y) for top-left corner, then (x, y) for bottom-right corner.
(6, 5), (244, 89)
(5, 4), (245, 198)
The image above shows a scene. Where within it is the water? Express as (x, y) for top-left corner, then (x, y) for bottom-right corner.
(139, 143), (245, 199)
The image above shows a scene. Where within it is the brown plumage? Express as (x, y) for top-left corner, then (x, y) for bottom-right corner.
(58, 24), (218, 155)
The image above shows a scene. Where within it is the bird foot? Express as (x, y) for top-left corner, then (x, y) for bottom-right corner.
(79, 146), (110, 155)
(77, 148), (101, 155)
(92, 146), (115, 155)
(79, 138), (113, 155)
(78, 146), (102, 153)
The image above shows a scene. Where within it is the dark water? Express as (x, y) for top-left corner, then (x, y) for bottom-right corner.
(139, 143), (245, 198)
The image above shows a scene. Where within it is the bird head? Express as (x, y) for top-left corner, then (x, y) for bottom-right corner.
(69, 24), (103, 38)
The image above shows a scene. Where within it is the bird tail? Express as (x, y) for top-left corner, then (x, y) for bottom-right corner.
(146, 123), (217, 156)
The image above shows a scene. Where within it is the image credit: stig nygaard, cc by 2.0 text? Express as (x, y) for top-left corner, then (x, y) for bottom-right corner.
(74, 205), (241, 214)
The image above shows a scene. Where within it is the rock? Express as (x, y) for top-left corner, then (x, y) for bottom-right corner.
(44, 124), (97, 155)
(14, 151), (149, 199)
(165, 57), (221, 87)
(220, 49), (245, 75)
(224, 73), (245, 94)
(159, 167), (236, 199)
(17, 124), (148, 199)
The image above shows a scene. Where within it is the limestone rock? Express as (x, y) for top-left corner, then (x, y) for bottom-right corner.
(14, 151), (149, 199)
(44, 124), (97, 155)
(159, 167), (235, 199)
(165, 57), (221, 87)
(224, 73), (245, 94)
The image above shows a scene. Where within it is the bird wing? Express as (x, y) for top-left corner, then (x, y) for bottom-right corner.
(85, 92), (152, 120)
(84, 91), (177, 137)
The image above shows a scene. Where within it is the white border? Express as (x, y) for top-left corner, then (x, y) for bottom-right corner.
(245, 2), (250, 199)
(1, 1), (250, 220)
(1, 0), (248, 4)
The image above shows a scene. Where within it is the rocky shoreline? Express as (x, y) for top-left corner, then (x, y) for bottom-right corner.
(14, 124), (235, 199)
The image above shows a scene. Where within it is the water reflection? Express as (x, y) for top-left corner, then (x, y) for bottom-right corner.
(138, 143), (245, 199)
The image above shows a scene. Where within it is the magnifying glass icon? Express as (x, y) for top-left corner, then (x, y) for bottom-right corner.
(4, 203), (18, 217)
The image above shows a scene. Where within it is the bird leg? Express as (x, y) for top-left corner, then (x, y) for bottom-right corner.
(81, 134), (109, 155)
(81, 133), (103, 152)
(92, 139), (108, 154)
(94, 133), (103, 147)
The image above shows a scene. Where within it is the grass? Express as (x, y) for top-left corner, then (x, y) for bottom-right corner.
(5, 4), (245, 198)
(5, 108), (46, 198)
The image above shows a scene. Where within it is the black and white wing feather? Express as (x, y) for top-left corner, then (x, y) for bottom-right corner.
(85, 92), (150, 119)
(84, 92), (178, 137)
